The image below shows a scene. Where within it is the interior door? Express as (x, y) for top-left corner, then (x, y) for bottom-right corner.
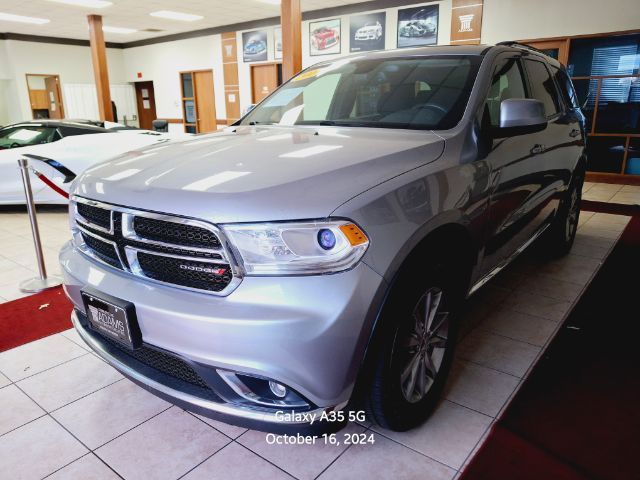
(193, 70), (217, 133)
(134, 81), (157, 130)
(44, 76), (64, 119)
(251, 64), (281, 103)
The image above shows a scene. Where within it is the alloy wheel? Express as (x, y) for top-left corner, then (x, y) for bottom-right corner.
(400, 287), (450, 403)
(565, 187), (580, 242)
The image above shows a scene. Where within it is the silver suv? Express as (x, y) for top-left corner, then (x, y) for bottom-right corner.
(61, 43), (585, 433)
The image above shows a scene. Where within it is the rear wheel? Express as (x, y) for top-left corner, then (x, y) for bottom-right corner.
(542, 169), (584, 257)
(366, 251), (466, 431)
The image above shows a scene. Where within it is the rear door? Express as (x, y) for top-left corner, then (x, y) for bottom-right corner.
(547, 64), (585, 187)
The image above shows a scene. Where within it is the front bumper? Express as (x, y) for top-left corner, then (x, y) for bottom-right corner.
(60, 241), (386, 431)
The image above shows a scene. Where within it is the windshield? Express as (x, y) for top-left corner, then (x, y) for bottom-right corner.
(241, 55), (481, 130)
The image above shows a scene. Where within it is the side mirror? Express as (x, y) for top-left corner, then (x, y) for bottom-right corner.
(493, 99), (547, 138)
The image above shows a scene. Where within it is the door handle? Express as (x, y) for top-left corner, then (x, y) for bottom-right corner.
(530, 144), (545, 155)
(569, 129), (581, 138)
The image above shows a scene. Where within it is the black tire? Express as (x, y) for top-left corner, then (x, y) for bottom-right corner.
(365, 249), (467, 431)
(541, 168), (584, 258)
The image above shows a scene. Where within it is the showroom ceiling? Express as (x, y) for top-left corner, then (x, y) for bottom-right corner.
(0, 0), (371, 42)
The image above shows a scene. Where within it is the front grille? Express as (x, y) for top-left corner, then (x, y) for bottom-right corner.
(73, 198), (237, 295)
(100, 334), (210, 390)
(137, 253), (232, 292)
(133, 217), (221, 249)
(77, 202), (111, 230)
(81, 232), (121, 268)
(127, 239), (223, 259)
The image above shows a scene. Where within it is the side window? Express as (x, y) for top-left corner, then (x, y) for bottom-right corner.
(524, 59), (561, 117)
(484, 58), (528, 127)
(550, 66), (580, 109)
(59, 126), (101, 137)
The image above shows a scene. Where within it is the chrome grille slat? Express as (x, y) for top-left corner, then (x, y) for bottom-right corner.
(71, 196), (242, 296)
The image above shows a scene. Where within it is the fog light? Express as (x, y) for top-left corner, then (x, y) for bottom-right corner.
(317, 228), (336, 250)
(269, 380), (287, 398)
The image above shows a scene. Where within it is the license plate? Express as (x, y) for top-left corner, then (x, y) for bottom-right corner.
(81, 289), (141, 349)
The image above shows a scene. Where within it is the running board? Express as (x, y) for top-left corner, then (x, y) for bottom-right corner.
(467, 223), (550, 297)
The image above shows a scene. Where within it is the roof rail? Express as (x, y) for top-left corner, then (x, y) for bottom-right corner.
(496, 41), (546, 55)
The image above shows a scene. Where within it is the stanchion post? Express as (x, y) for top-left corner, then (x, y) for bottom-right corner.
(17, 158), (62, 293)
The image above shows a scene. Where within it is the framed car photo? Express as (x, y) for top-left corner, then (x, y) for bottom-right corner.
(243, 30), (268, 62)
(397, 5), (439, 48)
(309, 18), (341, 56)
(274, 27), (282, 60)
(350, 12), (386, 52)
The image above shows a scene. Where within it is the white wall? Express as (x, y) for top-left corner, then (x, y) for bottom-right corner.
(122, 35), (226, 121)
(62, 83), (138, 126)
(236, 1), (451, 114)
(482, 0), (640, 44)
(0, 41), (11, 80)
(2, 40), (126, 123)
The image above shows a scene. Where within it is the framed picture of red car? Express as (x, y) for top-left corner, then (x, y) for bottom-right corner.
(309, 18), (341, 56)
(397, 5), (439, 48)
(350, 12), (386, 52)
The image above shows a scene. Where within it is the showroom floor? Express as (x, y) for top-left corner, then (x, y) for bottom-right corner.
(0, 182), (638, 480)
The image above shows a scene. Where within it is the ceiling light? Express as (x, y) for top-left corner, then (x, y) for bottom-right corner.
(47, 0), (113, 8)
(102, 25), (137, 34)
(149, 10), (203, 22)
(0, 12), (50, 24)
(256, 0), (281, 5)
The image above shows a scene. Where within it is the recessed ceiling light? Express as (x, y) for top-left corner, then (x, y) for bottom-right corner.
(0, 12), (50, 24)
(47, 0), (113, 8)
(256, 0), (281, 5)
(149, 10), (203, 22)
(102, 25), (137, 34)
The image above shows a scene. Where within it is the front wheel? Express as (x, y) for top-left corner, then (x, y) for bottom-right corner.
(366, 253), (465, 431)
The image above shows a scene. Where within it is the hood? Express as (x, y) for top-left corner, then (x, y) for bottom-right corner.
(72, 125), (445, 223)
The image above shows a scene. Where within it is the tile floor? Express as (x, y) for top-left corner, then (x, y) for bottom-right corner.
(0, 182), (635, 480)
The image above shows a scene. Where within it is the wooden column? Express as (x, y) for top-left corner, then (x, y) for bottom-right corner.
(88, 14), (113, 121)
(280, 0), (302, 81)
(221, 32), (240, 124)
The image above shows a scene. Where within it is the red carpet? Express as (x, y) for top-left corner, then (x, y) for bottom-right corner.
(461, 201), (640, 480)
(0, 286), (72, 352)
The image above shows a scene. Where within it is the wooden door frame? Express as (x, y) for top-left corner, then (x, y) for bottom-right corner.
(250, 62), (282, 104)
(520, 39), (570, 65)
(25, 73), (65, 119)
(179, 68), (219, 133)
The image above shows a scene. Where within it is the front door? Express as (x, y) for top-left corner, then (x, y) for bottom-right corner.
(251, 63), (282, 103)
(134, 81), (157, 130)
(479, 55), (558, 273)
(193, 70), (217, 133)
(44, 76), (64, 119)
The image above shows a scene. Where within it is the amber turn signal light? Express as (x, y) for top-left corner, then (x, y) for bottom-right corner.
(339, 223), (368, 246)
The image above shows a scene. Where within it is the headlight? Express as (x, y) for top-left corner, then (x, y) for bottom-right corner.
(221, 219), (369, 275)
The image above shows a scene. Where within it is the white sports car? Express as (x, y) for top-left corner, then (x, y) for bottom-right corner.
(354, 21), (383, 41)
(0, 120), (185, 204)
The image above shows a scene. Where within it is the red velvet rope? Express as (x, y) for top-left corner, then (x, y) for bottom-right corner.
(32, 169), (70, 199)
